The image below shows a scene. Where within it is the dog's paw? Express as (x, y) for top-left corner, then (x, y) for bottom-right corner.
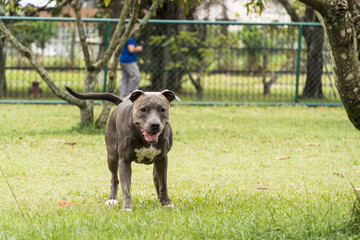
(105, 199), (118, 205)
(122, 208), (132, 211)
(164, 203), (174, 208)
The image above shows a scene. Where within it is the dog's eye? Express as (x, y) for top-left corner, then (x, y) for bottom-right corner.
(140, 107), (146, 112)
(160, 108), (166, 112)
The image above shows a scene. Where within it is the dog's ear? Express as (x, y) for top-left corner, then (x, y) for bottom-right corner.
(161, 90), (181, 102)
(124, 90), (144, 102)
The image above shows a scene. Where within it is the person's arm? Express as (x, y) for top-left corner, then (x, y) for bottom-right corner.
(127, 44), (143, 53)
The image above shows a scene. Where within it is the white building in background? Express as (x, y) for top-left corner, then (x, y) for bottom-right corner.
(195, 0), (290, 23)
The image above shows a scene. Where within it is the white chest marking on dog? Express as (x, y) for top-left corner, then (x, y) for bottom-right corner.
(134, 146), (161, 163)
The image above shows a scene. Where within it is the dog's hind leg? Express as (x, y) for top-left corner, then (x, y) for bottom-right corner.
(106, 151), (119, 205)
(119, 160), (132, 210)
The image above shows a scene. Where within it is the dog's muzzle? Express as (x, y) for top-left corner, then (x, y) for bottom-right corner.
(136, 123), (162, 143)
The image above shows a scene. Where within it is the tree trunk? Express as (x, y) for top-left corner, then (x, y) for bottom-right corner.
(263, 72), (272, 95)
(196, 85), (203, 98)
(263, 81), (271, 95)
(275, 3), (325, 99)
(300, 0), (360, 130)
(0, 37), (6, 98)
(95, 70), (116, 129)
(80, 101), (94, 126)
(80, 70), (97, 125)
(323, 18), (360, 129)
(145, 0), (192, 91)
(96, 26), (107, 62)
(262, 49), (270, 95)
(162, 25), (171, 89)
(248, 51), (258, 72)
(147, 26), (183, 92)
(301, 26), (325, 98)
(70, 25), (76, 66)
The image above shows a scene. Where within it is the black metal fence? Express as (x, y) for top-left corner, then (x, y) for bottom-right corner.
(0, 17), (340, 105)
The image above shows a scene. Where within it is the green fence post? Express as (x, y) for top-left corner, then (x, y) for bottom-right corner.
(295, 25), (303, 104)
(103, 21), (110, 92)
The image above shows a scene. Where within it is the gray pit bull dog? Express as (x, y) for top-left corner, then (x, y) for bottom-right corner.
(65, 86), (180, 210)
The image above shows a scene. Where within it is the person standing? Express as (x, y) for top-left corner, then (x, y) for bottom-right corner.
(119, 36), (143, 98)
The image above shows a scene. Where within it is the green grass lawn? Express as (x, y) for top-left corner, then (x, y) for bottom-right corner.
(1, 104), (360, 239)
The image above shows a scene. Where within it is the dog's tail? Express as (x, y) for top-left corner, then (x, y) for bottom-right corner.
(65, 86), (123, 105)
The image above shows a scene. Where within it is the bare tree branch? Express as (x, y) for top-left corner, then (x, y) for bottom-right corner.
(298, 0), (330, 13)
(72, 0), (93, 70)
(93, 0), (132, 70)
(262, 56), (296, 93)
(96, 0), (161, 72)
(37, 0), (72, 12)
(276, 0), (302, 22)
(94, 1), (141, 128)
(111, 0), (161, 61)
(135, 0), (161, 36)
(0, 19), (85, 107)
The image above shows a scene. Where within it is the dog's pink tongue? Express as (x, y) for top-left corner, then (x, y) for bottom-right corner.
(143, 131), (161, 142)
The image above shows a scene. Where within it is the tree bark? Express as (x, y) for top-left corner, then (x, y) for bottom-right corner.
(299, 0), (360, 130)
(80, 101), (94, 126)
(262, 57), (295, 96)
(0, 37), (6, 98)
(72, 0), (93, 71)
(81, 70), (98, 124)
(70, 25), (76, 65)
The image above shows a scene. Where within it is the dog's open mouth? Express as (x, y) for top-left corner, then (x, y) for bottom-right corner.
(136, 123), (162, 143)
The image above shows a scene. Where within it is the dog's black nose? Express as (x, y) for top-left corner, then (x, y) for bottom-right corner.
(150, 122), (160, 130)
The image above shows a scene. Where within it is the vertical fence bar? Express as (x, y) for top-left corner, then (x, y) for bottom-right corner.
(103, 21), (110, 92)
(295, 24), (303, 103)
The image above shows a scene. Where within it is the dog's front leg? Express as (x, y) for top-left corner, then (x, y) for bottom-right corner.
(119, 160), (132, 210)
(153, 156), (173, 207)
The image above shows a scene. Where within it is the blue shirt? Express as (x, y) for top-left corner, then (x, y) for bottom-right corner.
(119, 37), (138, 63)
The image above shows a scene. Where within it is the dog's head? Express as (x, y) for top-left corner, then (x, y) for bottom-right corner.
(125, 90), (180, 144)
